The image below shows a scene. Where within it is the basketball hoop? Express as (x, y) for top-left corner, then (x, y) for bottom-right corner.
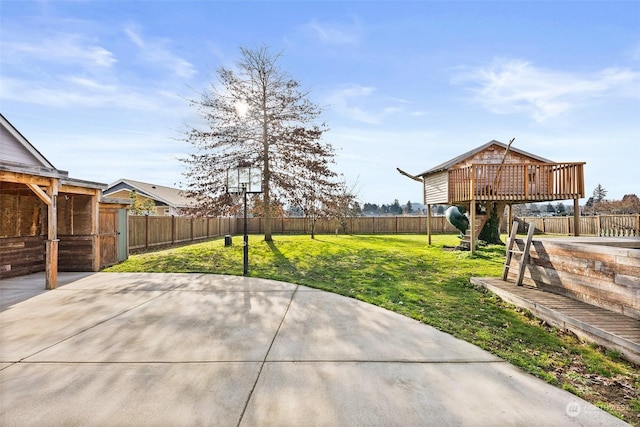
(226, 165), (263, 275)
(226, 166), (262, 195)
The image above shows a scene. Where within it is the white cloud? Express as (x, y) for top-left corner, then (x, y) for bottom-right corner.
(0, 76), (167, 111)
(124, 25), (196, 79)
(304, 18), (361, 46)
(3, 33), (117, 68)
(324, 84), (380, 124)
(323, 84), (426, 124)
(453, 59), (640, 123)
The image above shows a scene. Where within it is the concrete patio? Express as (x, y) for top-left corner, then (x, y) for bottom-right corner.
(0, 272), (629, 426)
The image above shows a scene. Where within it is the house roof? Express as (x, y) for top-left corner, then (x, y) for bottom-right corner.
(417, 140), (553, 177)
(0, 113), (106, 190)
(0, 113), (57, 170)
(104, 179), (193, 208)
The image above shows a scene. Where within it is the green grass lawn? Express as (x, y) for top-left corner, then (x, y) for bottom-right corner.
(106, 233), (639, 424)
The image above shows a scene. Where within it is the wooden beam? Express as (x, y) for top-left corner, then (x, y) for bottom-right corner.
(0, 171), (52, 186)
(59, 184), (102, 195)
(26, 183), (52, 206)
(396, 167), (423, 183)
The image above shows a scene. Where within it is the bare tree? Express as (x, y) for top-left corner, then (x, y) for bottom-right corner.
(181, 46), (338, 241)
(329, 181), (359, 234)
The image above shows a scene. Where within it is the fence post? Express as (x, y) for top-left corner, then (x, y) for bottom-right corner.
(190, 217), (194, 241)
(145, 214), (149, 250)
(597, 215), (601, 237)
(171, 215), (176, 244)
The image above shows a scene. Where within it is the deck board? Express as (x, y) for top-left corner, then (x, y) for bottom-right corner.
(470, 277), (640, 365)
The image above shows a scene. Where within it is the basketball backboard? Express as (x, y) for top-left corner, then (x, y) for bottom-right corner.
(226, 166), (262, 194)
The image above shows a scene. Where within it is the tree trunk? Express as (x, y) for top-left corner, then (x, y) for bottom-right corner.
(478, 202), (505, 245)
(262, 87), (272, 242)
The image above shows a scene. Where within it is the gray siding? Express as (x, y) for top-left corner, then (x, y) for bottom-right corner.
(424, 172), (448, 204)
(0, 125), (43, 166)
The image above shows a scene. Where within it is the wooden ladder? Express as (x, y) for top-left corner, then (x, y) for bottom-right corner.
(502, 221), (535, 286)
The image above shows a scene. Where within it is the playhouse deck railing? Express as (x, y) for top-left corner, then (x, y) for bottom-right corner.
(448, 162), (585, 203)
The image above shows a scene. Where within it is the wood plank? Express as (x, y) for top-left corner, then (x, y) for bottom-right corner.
(472, 277), (640, 365)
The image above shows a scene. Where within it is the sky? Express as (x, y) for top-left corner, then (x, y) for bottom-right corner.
(1, 1), (639, 206)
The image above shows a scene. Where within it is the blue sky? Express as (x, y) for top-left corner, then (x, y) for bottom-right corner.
(1, 1), (638, 206)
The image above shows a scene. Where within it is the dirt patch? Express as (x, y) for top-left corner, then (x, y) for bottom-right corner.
(556, 363), (639, 425)
(542, 324), (640, 425)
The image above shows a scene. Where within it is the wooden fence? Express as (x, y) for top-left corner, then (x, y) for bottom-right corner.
(128, 214), (640, 252)
(129, 216), (238, 252)
(519, 214), (640, 236)
(128, 215), (460, 251)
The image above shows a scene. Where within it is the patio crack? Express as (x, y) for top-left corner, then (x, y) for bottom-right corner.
(236, 284), (299, 427)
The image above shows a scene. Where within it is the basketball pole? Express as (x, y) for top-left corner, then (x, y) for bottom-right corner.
(242, 183), (249, 276)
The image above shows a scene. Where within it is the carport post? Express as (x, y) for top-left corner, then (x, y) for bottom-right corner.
(45, 179), (59, 289)
(27, 178), (59, 289)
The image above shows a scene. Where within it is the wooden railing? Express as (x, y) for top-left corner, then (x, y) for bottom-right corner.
(448, 162), (585, 203)
(520, 214), (640, 236)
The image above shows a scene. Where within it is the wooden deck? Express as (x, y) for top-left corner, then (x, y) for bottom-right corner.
(470, 277), (640, 365)
(448, 162), (585, 203)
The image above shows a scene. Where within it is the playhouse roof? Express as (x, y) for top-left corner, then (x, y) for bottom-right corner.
(417, 140), (553, 177)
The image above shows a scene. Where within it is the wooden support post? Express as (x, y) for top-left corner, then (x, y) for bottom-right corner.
(427, 204), (432, 245)
(573, 198), (580, 236)
(27, 179), (59, 289)
(470, 199), (476, 255)
(45, 239), (59, 289)
(91, 189), (100, 272)
(46, 179), (59, 289)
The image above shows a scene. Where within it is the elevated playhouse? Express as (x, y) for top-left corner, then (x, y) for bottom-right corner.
(403, 140), (585, 253)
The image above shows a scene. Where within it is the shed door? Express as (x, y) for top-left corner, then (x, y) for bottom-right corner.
(117, 208), (128, 262)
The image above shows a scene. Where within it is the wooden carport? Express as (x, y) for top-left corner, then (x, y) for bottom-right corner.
(0, 114), (129, 289)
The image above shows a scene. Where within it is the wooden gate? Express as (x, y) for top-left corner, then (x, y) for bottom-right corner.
(99, 208), (119, 268)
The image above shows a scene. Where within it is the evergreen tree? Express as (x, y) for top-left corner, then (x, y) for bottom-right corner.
(593, 184), (607, 203)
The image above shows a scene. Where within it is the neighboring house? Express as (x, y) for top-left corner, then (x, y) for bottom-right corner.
(0, 113), (129, 289)
(404, 140), (585, 250)
(103, 179), (193, 216)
